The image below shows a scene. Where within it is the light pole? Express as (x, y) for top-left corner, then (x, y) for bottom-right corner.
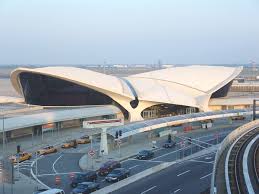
(2, 114), (5, 154)
(2, 114), (5, 194)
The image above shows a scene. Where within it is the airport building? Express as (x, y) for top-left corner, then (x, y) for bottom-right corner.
(10, 65), (243, 121)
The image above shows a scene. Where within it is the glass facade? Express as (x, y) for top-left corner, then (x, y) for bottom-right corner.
(211, 81), (233, 98)
(19, 72), (116, 106)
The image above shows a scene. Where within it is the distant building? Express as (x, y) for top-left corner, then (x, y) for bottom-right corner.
(11, 65), (242, 121)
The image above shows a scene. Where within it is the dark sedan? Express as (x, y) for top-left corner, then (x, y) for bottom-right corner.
(70, 171), (97, 188)
(163, 141), (176, 148)
(71, 182), (100, 194)
(105, 168), (130, 182)
(98, 160), (121, 176)
(136, 150), (154, 160)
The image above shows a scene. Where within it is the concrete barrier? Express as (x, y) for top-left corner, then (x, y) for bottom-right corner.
(92, 162), (174, 194)
(92, 145), (219, 194)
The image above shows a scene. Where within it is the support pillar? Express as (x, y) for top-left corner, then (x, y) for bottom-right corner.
(100, 127), (108, 155)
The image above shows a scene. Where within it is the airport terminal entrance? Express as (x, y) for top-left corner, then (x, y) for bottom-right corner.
(141, 104), (198, 119)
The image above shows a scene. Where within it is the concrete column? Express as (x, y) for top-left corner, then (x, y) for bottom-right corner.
(100, 127), (108, 155)
(128, 135), (132, 144)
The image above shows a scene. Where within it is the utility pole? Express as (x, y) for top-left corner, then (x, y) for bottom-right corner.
(2, 114), (5, 194)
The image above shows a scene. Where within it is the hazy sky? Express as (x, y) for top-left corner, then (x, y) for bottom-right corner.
(0, 0), (259, 65)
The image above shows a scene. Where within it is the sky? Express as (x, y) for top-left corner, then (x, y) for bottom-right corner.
(0, 0), (259, 65)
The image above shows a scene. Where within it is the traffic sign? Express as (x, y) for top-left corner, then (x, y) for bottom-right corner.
(88, 149), (95, 157)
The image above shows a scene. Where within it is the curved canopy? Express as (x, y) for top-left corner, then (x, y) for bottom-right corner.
(10, 65), (242, 111)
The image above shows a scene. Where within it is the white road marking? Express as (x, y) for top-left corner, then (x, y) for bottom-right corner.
(141, 186), (157, 194)
(205, 157), (212, 160)
(189, 159), (214, 164)
(200, 173), (212, 179)
(129, 165), (139, 170)
(129, 159), (163, 163)
(52, 155), (63, 174)
(30, 159), (51, 189)
(174, 188), (181, 193)
(151, 146), (191, 161)
(177, 170), (190, 177)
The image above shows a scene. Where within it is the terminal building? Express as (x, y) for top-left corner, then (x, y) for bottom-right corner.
(10, 65), (243, 122)
(2, 65), (259, 143)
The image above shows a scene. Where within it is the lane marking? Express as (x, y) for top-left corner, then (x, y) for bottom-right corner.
(151, 146), (191, 161)
(53, 155), (63, 174)
(141, 186), (157, 194)
(30, 159), (51, 189)
(129, 159), (163, 163)
(189, 159), (214, 164)
(129, 165), (139, 170)
(200, 173), (212, 179)
(177, 170), (190, 177)
(174, 188), (181, 193)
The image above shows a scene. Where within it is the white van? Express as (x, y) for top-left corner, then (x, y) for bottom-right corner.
(34, 189), (65, 194)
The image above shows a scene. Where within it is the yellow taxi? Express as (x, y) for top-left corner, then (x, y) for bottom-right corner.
(61, 139), (77, 149)
(77, 135), (91, 144)
(36, 145), (57, 155)
(9, 152), (32, 163)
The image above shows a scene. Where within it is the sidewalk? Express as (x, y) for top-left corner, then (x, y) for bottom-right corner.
(1, 126), (88, 156)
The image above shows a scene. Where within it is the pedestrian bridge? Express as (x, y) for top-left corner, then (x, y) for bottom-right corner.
(107, 108), (259, 138)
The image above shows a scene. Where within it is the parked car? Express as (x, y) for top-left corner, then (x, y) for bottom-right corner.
(9, 152), (32, 163)
(71, 182), (100, 194)
(61, 139), (77, 148)
(70, 171), (97, 188)
(77, 135), (91, 144)
(36, 145), (57, 155)
(105, 168), (130, 182)
(230, 116), (245, 120)
(136, 150), (154, 160)
(163, 141), (176, 148)
(98, 160), (121, 176)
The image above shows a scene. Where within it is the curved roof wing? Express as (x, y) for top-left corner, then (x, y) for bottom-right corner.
(10, 67), (134, 99)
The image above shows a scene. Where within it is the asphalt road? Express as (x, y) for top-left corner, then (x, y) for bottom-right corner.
(112, 153), (215, 194)
(29, 129), (229, 194)
(15, 121), (246, 194)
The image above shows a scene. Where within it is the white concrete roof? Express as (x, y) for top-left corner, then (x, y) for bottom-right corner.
(11, 67), (134, 99)
(0, 105), (120, 132)
(10, 65), (242, 112)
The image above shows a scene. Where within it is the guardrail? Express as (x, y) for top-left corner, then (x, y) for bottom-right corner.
(210, 120), (259, 194)
(226, 128), (258, 194)
(243, 134), (259, 194)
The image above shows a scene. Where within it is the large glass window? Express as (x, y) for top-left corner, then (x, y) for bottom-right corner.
(19, 72), (115, 106)
(211, 81), (233, 98)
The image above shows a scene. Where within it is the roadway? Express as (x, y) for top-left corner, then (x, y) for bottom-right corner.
(13, 120), (247, 194)
(22, 127), (234, 194)
(112, 153), (215, 194)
